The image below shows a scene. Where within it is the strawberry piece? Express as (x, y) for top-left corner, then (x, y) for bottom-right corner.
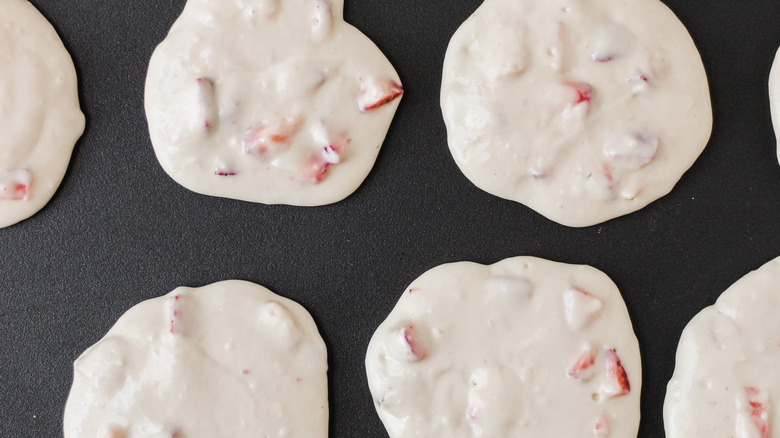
(566, 82), (592, 105)
(214, 169), (236, 176)
(358, 78), (404, 112)
(567, 345), (596, 379)
(300, 124), (349, 183)
(99, 426), (126, 438)
(627, 73), (650, 94)
(604, 348), (630, 396)
(196, 78), (218, 131)
(745, 387), (770, 438)
(593, 415), (610, 437)
(396, 324), (426, 362)
(603, 131), (658, 171)
(0, 168), (32, 201)
(243, 116), (303, 157)
(301, 158), (331, 183)
(563, 286), (603, 331)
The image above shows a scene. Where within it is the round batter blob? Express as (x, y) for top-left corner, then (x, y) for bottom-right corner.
(665, 256), (780, 438)
(64, 280), (328, 438)
(769, 48), (780, 165)
(0, 0), (85, 228)
(441, 0), (712, 227)
(366, 257), (641, 437)
(145, 0), (403, 206)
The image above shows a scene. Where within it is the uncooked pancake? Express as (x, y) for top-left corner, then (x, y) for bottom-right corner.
(769, 48), (780, 165)
(440, 0), (712, 227)
(145, 0), (403, 206)
(366, 257), (641, 437)
(64, 280), (328, 438)
(664, 256), (780, 438)
(0, 0), (85, 228)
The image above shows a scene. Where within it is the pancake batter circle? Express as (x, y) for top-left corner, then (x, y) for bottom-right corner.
(145, 0), (403, 206)
(440, 0), (712, 227)
(64, 280), (328, 438)
(0, 0), (85, 228)
(366, 256), (641, 437)
(665, 256), (780, 438)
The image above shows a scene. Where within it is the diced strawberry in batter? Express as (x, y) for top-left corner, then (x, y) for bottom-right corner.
(0, 168), (32, 201)
(604, 349), (630, 396)
(214, 169), (236, 176)
(745, 387), (770, 438)
(567, 346), (596, 379)
(627, 73), (650, 94)
(563, 286), (603, 331)
(99, 426), (126, 438)
(593, 415), (610, 437)
(243, 116), (303, 156)
(566, 82), (592, 105)
(399, 325), (426, 362)
(358, 78), (404, 112)
(301, 159), (331, 183)
(300, 125), (349, 183)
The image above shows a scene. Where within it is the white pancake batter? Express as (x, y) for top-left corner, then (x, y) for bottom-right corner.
(145, 0), (403, 206)
(441, 0), (712, 227)
(665, 256), (780, 438)
(64, 280), (328, 438)
(366, 257), (641, 437)
(0, 0), (85, 228)
(768, 48), (780, 165)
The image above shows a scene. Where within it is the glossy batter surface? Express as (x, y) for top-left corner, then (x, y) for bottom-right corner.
(64, 280), (328, 438)
(145, 0), (403, 206)
(366, 257), (641, 437)
(441, 0), (712, 227)
(665, 256), (780, 438)
(0, 0), (85, 228)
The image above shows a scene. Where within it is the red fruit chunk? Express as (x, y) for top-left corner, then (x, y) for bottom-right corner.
(745, 387), (769, 438)
(0, 168), (32, 201)
(567, 347), (596, 379)
(566, 82), (592, 105)
(214, 169), (236, 176)
(604, 348), (630, 396)
(358, 78), (404, 112)
(301, 158), (332, 183)
(593, 415), (610, 437)
(243, 116), (303, 157)
(100, 426), (126, 438)
(399, 325), (426, 362)
(300, 125), (349, 183)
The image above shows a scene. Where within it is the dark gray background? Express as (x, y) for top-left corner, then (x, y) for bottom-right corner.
(1, 0), (779, 436)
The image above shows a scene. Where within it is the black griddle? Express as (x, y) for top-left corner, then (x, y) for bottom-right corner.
(1, 0), (779, 436)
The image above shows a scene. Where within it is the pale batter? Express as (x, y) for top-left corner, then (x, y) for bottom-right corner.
(665, 256), (780, 438)
(145, 0), (403, 206)
(366, 257), (641, 437)
(441, 0), (712, 227)
(64, 280), (328, 438)
(0, 0), (85, 228)
(769, 48), (780, 165)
